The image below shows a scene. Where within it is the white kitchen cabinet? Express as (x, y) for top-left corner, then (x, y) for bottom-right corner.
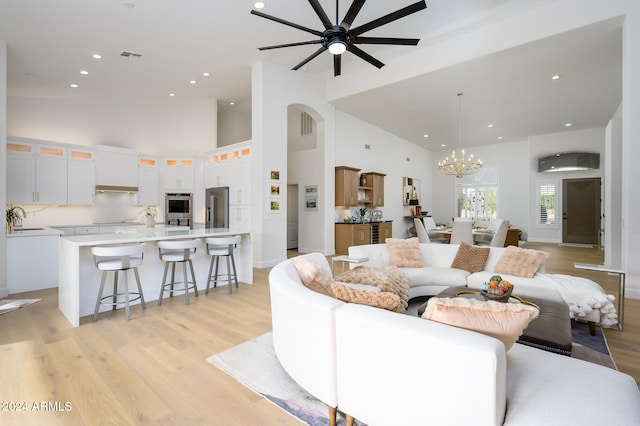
(7, 234), (60, 293)
(6, 141), (67, 205)
(228, 205), (252, 232)
(96, 145), (139, 188)
(68, 148), (96, 205)
(137, 157), (160, 206)
(164, 157), (195, 191)
(74, 226), (100, 235)
(204, 144), (251, 205)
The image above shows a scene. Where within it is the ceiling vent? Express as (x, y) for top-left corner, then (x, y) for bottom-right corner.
(538, 152), (600, 173)
(120, 51), (142, 59)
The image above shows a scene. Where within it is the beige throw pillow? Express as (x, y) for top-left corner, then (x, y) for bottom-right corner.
(422, 297), (539, 351)
(386, 237), (424, 268)
(336, 266), (410, 312)
(493, 246), (549, 278)
(450, 242), (490, 273)
(331, 283), (402, 312)
(294, 256), (335, 298)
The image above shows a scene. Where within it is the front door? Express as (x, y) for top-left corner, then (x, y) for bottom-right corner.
(562, 178), (601, 244)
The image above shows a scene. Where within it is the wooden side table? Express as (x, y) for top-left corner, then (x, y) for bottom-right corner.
(574, 262), (625, 331)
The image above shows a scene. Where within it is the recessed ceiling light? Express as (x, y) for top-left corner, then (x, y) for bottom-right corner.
(423, 134), (429, 138)
(487, 124), (493, 128)
(80, 70), (88, 75)
(440, 144), (446, 147)
(169, 93), (175, 97)
(552, 75), (561, 80)
(92, 54), (102, 59)
(70, 84), (79, 88)
(565, 123), (572, 127)
(254, 2), (265, 9)
(190, 80), (196, 84)
(229, 102), (235, 106)
(497, 136), (503, 140)
(203, 72), (210, 77)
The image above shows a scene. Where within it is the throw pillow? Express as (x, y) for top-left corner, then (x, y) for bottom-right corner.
(331, 283), (402, 312)
(335, 266), (410, 312)
(422, 297), (539, 351)
(294, 256), (335, 298)
(493, 246), (549, 278)
(450, 242), (490, 273)
(386, 237), (424, 268)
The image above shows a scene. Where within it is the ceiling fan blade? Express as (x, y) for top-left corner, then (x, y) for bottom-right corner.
(340, 0), (366, 31)
(353, 36), (420, 46)
(347, 45), (385, 69)
(334, 54), (342, 76)
(350, 0), (427, 36)
(292, 46), (327, 70)
(251, 10), (323, 37)
(258, 40), (322, 51)
(308, 0), (332, 29)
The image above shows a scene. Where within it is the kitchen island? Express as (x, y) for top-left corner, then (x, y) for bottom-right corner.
(59, 227), (251, 327)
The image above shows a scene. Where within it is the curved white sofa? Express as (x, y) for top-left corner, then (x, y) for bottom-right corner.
(349, 243), (605, 326)
(269, 253), (640, 426)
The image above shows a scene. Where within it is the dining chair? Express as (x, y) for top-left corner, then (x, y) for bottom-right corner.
(450, 220), (474, 245)
(489, 219), (510, 247)
(423, 216), (438, 230)
(413, 218), (430, 243)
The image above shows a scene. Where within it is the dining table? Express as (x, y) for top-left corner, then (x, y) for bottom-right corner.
(429, 227), (494, 244)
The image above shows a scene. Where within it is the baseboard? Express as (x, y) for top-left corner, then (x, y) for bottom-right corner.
(0, 285), (8, 298)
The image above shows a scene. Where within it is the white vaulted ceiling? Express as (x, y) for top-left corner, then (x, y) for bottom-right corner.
(0, 0), (622, 151)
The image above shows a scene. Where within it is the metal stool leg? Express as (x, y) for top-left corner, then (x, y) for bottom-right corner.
(112, 271), (119, 311)
(133, 267), (146, 310)
(183, 261), (190, 305)
(170, 263), (176, 298)
(93, 271), (108, 322)
(226, 256), (233, 294)
(206, 255), (215, 294)
(230, 253), (239, 290)
(189, 260), (199, 297)
(213, 256), (220, 288)
(158, 262), (170, 306)
(123, 270), (131, 321)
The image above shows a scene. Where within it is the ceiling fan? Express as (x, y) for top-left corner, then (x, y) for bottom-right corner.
(251, 0), (427, 76)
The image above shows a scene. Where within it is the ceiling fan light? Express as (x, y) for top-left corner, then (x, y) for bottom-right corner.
(328, 40), (347, 55)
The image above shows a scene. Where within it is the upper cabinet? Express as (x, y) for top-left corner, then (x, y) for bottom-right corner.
(362, 172), (386, 207)
(137, 157), (160, 206)
(67, 148), (96, 205)
(96, 145), (138, 189)
(164, 157), (195, 191)
(204, 143), (252, 205)
(7, 141), (67, 205)
(335, 166), (360, 207)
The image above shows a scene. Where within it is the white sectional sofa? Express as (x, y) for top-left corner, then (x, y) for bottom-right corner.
(268, 252), (640, 426)
(349, 242), (611, 327)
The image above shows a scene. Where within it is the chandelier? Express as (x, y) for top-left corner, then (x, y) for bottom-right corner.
(438, 93), (482, 178)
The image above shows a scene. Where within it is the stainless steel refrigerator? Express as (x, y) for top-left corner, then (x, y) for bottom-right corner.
(206, 187), (229, 228)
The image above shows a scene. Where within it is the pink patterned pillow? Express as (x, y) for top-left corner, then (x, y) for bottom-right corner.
(422, 297), (539, 351)
(294, 256), (335, 298)
(386, 237), (424, 268)
(494, 246), (549, 278)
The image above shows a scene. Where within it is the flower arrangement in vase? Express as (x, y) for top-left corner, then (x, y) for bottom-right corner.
(358, 207), (368, 223)
(6, 204), (26, 233)
(141, 206), (157, 227)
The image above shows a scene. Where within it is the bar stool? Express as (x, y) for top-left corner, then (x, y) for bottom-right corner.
(91, 243), (147, 322)
(205, 236), (241, 294)
(157, 239), (201, 305)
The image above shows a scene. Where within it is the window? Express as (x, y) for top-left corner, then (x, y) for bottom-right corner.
(455, 167), (498, 221)
(537, 180), (557, 228)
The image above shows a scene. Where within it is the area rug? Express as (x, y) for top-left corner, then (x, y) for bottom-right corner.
(208, 323), (615, 426)
(0, 298), (41, 315)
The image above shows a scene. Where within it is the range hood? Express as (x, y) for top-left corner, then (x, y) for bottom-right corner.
(95, 185), (139, 193)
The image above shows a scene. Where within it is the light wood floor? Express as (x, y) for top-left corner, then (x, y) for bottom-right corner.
(1, 243), (638, 424)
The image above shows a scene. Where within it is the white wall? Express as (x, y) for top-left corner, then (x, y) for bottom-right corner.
(217, 100), (251, 147)
(335, 110), (433, 238)
(1, 42), (8, 297)
(8, 97), (217, 155)
(605, 104), (623, 266)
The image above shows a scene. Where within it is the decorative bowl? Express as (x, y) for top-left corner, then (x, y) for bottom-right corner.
(481, 285), (514, 302)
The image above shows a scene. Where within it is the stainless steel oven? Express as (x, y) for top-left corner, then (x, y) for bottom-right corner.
(165, 193), (193, 227)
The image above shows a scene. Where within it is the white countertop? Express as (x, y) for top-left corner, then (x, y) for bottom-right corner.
(61, 227), (250, 246)
(6, 226), (64, 238)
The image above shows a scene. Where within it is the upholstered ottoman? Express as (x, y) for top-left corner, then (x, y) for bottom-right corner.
(417, 286), (573, 355)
